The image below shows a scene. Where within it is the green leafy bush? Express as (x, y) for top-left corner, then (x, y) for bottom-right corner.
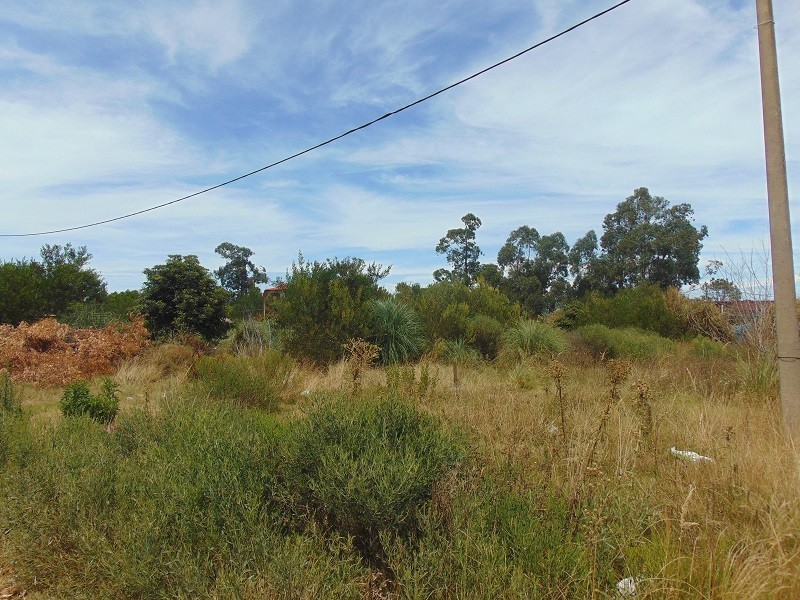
(399, 279), (520, 345)
(276, 256), (389, 365)
(193, 350), (295, 410)
(559, 284), (686, 338)
(369, 298), (426, 365)
(500, 320), (568, 362)
(577, 324), (674, 361)
(59, 378), (119, 424)
(468, 314), (504, 360)
(278, 396), (465, 565)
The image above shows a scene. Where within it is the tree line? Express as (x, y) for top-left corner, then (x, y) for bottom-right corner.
(434, 187), (710, 314)
(1, 187), (738, 364)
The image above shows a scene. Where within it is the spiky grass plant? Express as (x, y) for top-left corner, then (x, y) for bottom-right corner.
(369, 299), (426, 365)
(500, 319), (568, 363)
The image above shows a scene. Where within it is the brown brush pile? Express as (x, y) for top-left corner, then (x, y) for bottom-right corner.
(0, 317), (150, 386)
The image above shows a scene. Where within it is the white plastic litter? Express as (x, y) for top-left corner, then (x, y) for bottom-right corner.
(300, 389), (310, 396)
(670, 447), (714, 463)
(616, 576), (638, 596)
(547, 423), (559, 436)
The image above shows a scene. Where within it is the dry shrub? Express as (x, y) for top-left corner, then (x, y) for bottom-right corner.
(664, 287), (734, 342)
(0, 317), (149, 386)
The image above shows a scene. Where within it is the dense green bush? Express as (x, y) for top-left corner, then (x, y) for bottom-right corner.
(577, 324), (674, 361)
(59, 378), (119, 424)
(276, 256), (389, 365)
(559, 284), (686, 338)
(500, 320), (568, 362)
(193, 350), (295, 409)
(467, 314), (504, 360)
(368, 298), (426, 365)
(278, 395), (466, 565)
(690, 335), (731, 359)
(141, 254), (230, 342)
(397, 279), (520, 346)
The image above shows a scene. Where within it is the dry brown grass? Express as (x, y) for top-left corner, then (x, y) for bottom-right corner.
(5, 343), (799, 598)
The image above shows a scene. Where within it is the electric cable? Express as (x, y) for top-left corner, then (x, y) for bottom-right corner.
(1, 0), (633, 237)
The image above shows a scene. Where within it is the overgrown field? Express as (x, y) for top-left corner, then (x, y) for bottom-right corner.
(1, 329), (799, 599)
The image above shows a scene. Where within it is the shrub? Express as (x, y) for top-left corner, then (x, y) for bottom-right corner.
(369, 298), (426, 365)
(690, 335), (731, 359)
(59, 378), (119, 424)
(141, 254), (230, 342)
(577, 324), (674, 361)
(193, 350), (295, 410)
(500, 320), (568, 362)
(468, 314), (504, 360)
(276, 256), (389, 365)
(278, 395), (466, 565)
(1, 369), (26, 470)
(402, 279), (520, 345)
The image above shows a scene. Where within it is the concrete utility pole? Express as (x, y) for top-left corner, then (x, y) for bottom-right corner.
(755, 0), (800, 438)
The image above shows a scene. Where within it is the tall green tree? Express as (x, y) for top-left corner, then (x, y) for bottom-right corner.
(0, 244), (106, 325)
(276, 256), (389, 365)
(592, 188), (708, 291)
(0, 259), (45, 325)
(434, 213), (483, 285)
(214, 242), (267, 297)
(38, 244), (107, 317)
(496, 227), (570, 315)
(141, 255), (230, 341)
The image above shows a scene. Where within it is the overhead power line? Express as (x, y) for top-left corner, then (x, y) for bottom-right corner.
(2, 0), (633, 237)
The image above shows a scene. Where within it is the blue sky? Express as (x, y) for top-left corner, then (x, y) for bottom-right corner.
(1, 0), (798, 292)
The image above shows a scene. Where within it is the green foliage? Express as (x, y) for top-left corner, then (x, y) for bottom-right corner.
(214, 242), (268, 298)
(559, 284), (687, 338)
(591, 187), (708, 290)
(577, 324), (674, 361)
(141, 254), (230, 341)
(0, 370), (25, 470)
(278, 396), (465, 565)
(386, 363), (439, 401)
(59, 378), (119, 424)
(434, 213), (483, 285)
(276, 256), (389, 365)
(0, 244), (107, 325)
(1, 368), (22, 416)
(690, 335), (731, 359)
(404, 279), (520, 346)
(467, 314), (504, 360)
(369, 298), (426, 365)
(500, 320), (568, 362)
(193, 351), (295, 410)
(496, 226), (571, 315)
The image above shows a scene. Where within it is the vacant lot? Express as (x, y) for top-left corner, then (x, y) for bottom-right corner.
(1, 335), (798, 599)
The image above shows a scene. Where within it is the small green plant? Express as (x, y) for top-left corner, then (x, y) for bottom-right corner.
(386, 363), (439, 401)
(59, 378), (119, 424)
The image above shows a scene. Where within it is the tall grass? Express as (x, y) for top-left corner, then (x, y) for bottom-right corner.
(500, 319), (568, 363)
(2, 338), (800, 598)
(193, 350), (295, 409)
